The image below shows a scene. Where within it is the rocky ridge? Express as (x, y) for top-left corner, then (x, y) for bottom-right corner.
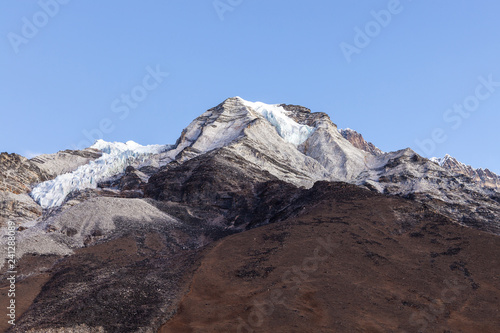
(431, 154), (500, 191)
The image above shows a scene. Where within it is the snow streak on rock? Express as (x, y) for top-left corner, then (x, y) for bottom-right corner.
(239, 98), (315, 145)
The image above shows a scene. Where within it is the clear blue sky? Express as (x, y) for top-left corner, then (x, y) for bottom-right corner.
(1, 0), (499, 173)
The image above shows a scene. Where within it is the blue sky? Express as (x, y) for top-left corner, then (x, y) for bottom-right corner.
(1, 0), (499, 173)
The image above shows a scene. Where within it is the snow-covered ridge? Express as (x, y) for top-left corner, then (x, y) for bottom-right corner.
(30, 140), (169, 209)
(238, 97), (315, 145)
(430, 154), (453, 167)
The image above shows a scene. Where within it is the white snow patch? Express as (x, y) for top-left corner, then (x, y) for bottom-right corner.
(238, 97), (315, 145)
(430, 154), (453, 167)
(30, 140), (168, 209)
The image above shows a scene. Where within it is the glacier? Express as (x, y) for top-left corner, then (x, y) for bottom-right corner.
(30, 140), (169, 209)
(239, 98), (315, 145)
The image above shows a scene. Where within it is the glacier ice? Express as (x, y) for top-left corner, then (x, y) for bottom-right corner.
(238, 98), (315, 145)
(30, 140), (168, 209)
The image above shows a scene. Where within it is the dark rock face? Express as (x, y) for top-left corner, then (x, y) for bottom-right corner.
(340, 128), (383, 156)
(281, 104), (336, 128)
(145, 148), (301, 231)
(119, 167), (143, 191)
(279, 104), (311, 113)
(97, 166), (146, 195)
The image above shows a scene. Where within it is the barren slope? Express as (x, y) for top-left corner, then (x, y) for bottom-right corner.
(160, 182), (500, 333)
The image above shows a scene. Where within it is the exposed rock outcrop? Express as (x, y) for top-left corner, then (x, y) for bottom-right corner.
(145, 148), (301, 231)
(0, 153), (49, 194)
(340, 127), (383, 155)
(0, 153), (48, 224)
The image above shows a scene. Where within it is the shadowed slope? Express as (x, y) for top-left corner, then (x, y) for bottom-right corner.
(160, 182), (500, 333)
